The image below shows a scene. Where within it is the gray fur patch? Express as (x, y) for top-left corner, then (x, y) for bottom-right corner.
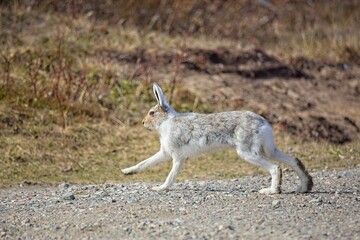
(168, 111), (268, 150)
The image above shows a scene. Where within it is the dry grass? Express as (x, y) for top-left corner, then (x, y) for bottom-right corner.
(1, 1), (360, 186)
(1, 120), (359, 186)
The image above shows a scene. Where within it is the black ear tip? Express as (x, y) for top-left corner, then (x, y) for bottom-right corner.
(153, 83), (161, 102)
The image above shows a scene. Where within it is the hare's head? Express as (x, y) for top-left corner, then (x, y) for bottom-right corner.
(142, 83), (176, 130)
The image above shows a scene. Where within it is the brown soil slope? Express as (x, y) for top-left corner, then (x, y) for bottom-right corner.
(96, 47), (360, 144)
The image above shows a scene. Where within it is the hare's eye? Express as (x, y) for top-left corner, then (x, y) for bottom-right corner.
(149, 111), (155, 116)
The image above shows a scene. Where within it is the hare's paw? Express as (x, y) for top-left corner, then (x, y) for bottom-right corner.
(296, 182), (313, 193)
(296, 174), (313, 193)
(259, 187), (281, 195)
(121, 167), (136, 175)
(151, 185), (168, 191)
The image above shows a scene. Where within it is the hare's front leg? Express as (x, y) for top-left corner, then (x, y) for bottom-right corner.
(121, 150), (169, 175)
(151, 158), (185, 191)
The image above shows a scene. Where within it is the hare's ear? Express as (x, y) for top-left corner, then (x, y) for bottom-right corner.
(153, 83), (170, 112)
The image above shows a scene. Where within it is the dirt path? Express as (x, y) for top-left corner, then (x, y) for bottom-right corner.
(1, 168), (359, 239)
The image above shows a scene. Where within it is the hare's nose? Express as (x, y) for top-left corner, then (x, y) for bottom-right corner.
(142, 120), (145, 125)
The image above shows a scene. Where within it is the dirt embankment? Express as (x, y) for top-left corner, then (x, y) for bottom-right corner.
(96, 47), (360, 144)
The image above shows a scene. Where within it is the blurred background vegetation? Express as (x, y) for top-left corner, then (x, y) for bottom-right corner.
(0, 0), (359, 185)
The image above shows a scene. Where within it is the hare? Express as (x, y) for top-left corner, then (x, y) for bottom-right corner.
(121, 83), (313, 194)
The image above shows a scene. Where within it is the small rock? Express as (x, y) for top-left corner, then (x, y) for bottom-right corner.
(78, 194), (90, 199)
(227, 225), (235, 231)
(80, 223), (91, 231)
(272, 200), (281, 207)
(179, 207), (186, 212)
(33, 201), (42, 207)
(172, 218), (183, 226)
(58, 182), (70, 189)
(310, 197), (323, 205)
(95, 190), (110, 198)
(218, 224), (234, 231)
(102, 191), (110, 197)
(62, 192), (75, 201)
(21, 218), (31, 226)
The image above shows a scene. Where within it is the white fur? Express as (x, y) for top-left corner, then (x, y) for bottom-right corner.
(121, 83), (313, 194)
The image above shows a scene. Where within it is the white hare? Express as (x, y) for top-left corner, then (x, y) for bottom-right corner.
(122, 83), (313, 194)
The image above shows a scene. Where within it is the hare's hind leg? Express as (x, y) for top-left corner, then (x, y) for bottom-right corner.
(121, 150), (170, 175)
(236, 148), (282, 194)
(270, 149), (313, 193)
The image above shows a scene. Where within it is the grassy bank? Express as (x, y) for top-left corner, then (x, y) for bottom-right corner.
(1, 120), (359, 186)
(1, 1), (359, 186)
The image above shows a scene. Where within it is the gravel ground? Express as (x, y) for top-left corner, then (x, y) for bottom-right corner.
(0, 168), (359, 240)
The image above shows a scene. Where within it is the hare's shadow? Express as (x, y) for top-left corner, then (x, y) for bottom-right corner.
(170, 188), (354, 195)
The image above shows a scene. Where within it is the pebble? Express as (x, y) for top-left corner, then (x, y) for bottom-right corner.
(272, 200), (281, 208)
(58, 182), (70, 189)
(179, 207), (186, 212)
(310, 197), (323, 205)
(62, 192), (75, 201)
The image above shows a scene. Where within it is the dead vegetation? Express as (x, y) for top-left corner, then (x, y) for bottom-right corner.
(0, 1), (359, 185)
